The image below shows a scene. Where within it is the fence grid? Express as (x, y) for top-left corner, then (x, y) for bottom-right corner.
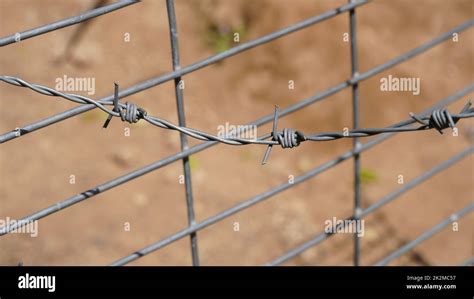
(0, 0), (472, 266)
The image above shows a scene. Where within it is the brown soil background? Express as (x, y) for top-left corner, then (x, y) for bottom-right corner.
(0, 0), (473, 266)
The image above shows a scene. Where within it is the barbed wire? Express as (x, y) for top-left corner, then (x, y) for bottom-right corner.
(1, 75), (473, 164)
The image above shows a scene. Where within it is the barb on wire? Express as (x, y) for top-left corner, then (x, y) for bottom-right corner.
(1, 75), (473, 163)
(262, 106), (306, 164)
(101, 82), (148, 128)
(102, 83), (119, 128)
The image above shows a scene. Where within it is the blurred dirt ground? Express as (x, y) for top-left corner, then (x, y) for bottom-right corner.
(0, 0), (473, 266)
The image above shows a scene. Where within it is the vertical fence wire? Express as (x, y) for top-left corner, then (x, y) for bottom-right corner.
(349, 0), (362, 266)
(166, 0), (200, 266)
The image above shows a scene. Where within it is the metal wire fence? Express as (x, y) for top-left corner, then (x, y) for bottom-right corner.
(0, 0), (472, 266)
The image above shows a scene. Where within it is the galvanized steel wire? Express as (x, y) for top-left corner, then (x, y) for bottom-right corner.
(0, 75), (472, 150)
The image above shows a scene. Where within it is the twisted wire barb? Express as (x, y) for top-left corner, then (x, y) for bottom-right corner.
(1, 75), (473, 164)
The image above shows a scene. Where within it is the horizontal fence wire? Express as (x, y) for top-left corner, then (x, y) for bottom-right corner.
(374, 203), (474, 266)
(0, 0), (139, 47)
(0, 0), (472, 266)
